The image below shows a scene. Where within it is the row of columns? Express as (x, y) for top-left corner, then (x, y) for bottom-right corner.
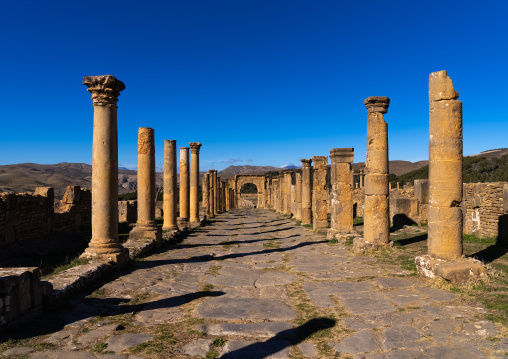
(81, 75), (211, 267)
(202, 171), (237, 216)
(266, 71), (466, 266)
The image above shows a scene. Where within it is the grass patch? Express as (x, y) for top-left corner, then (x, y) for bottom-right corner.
(87, 288), (106, 299)
(303, 224), (313, 228)
(463, 233), (497, 246)
(91, 342), (111, 353)
(328, 238), (338, 244)
(201, 283), (214, 292)
(44, 256), (90, 277)
(220, 241), (235, 250)
(353, 216), (364, 226)
(263, 241), (281, 249)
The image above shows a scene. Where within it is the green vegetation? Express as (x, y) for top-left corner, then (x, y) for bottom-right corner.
(240, 183), (258, 193)
(118, 191), (137, 201)
(46, 256), (89, 277)
(390, 154), (508, 186)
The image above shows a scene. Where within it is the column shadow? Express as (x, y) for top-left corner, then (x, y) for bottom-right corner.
(220, 317), (336, 358)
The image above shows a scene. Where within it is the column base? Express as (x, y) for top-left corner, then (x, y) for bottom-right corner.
(353, 238), (393, 253)
(312, 220), (328, 231)
(80, 247), (129, 268)
(415, 255), (487, 284)
(129, 226), (162, 247)
(162, 225), (178, 232)
(326, 229), (358, 241)
(177, 217), (190, 229)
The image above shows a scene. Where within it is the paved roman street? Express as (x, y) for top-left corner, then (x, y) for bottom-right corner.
(2, 209), (507, 358)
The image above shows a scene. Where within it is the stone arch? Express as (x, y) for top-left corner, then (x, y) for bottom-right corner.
(235, 175), (268, 208)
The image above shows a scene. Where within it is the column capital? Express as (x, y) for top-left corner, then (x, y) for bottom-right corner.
(364, 96), (390, 114)
(312, 156), (328, 165)
(300, 159), (312, 167)
(189, 142), (202, 154)
(83, 75), (125, 107)
(283, 170), (293, 175)
(330, 148), (354, 163)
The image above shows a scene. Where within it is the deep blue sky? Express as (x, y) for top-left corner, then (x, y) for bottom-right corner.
(1, 1), (507, 171)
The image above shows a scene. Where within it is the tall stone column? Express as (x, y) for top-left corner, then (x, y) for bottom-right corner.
(415, 71), (485, 282)
(163, 140), (178, 231)
(203, 173), (210, 218)
(296, 173), (302, 221)
(291, 184), (297, 217)
(327, 148), (354, 240)
(272, 178), (279, 211)
(312, 156), (328, 230)
(130, 128), (161, 243)
(222, 181), (227, 211)
(225, 182), (230, 211)
(213, 171), (219, 214)
(355, 96), (390, 252)
(82, 75), (128, 265)
(427, 71), (463, 260)
(189, 142), (202, 224)
(279, 175), (285, 214)
(179, 147), (190, 227)
(208, 170), (215, 216)
(283, 171), (293, 215)
(300, 159), (313, 225)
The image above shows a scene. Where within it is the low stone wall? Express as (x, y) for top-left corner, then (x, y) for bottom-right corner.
(119, 200), (137, 223)
(0, 267), (51, 326)
(0, 186), (92, 247)
(463, 182), (508, 243)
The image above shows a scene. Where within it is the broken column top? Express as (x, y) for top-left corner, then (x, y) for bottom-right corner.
(364, 96), (390, 114)
(83, 75), (125, 106)
(138, 127), (154, 155)
(330, 148), (354, 163)
(300, 159), (313, 166)
(429, 70), (459, 101)
(189, 142), (202, 152)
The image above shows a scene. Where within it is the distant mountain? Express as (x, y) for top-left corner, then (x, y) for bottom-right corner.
(280, 164), (299, 169)
(219, 165), (280, 175)
(352, 160), (429, 177)
(0, 162), (138, 198)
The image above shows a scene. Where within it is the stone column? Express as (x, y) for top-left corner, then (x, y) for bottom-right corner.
(213, 171), (219, 214)
(82, 75), (128, 265)
(208, 170), (215, 216)
(163, 140), (178, 231)
(203, 173), (210, 217)
(427, 71), (464, 260)
(327, 148), (354, 240)
(179, 147), (190, 227)
(291, 184), (297, 217)
(300, 159), (313, 225)
(296, 173), (302, 221)
(130, 127), (161, 243)
(225, 182), (230, 211)
(283, 171), (293, 215)
(355, 96), (390, 252)
(360, 170), (365, 188)
(312, 156), (328, 230)
(279, 175), (285, 213)
(189, 142), (202, 224)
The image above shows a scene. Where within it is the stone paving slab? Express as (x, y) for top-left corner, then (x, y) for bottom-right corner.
(197, 297), (297, 321)
(196, 322), (295, 338)
(219, 340), (291, 358)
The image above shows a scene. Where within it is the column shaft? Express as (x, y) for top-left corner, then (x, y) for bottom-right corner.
(189, 142), (202, 223)
(428, 71), (463, 260)
(179, 147), (190, 224)
(312, 156), (328, 230)
(163, 140), (177, 230)
(328, 148), (354, 238)
(300, 159), (312, 225)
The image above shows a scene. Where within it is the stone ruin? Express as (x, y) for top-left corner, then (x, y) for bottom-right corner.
(1, 71), (507, 328)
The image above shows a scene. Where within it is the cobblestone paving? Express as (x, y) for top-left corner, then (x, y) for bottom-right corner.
(3, 209), (507, 358)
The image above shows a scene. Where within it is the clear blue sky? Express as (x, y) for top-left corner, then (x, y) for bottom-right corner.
(1, 1), (507, 171)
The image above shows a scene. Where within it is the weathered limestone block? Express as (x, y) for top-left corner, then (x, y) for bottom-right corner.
(163, 140), (178, 230)
(328, 148), (354, 239)
(355, 96), (390, 252)
(82, 75), (128, 266)
(312, 156), (328, 230)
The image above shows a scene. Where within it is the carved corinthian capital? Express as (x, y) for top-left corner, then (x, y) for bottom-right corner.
(83, 75), (125, 106)
(189, 142), (202, 154)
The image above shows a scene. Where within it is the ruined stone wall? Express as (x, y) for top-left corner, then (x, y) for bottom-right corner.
(119, 200), (138, 223)
(0, 186), (92, 247)
(352, 188), (365, 218)
(463, 182), (508, 240)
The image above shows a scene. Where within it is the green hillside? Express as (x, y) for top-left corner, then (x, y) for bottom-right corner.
(392, 154), (508, 186)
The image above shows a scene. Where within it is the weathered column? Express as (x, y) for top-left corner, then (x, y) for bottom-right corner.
(355, 96), (390, 252)
(327, 148), (354, 240)
(360, 170), (365, 188)
(296, 173), (302, 221)
(130, 127), (161, 243)
(189, 142), (202, 224)
(312, 156), (328, 230)
(213, 171), (219, 214)
(300, 159), (313, 225)
(82, 75), (128, 265)
(225, 182), (230, 211)
(283, 171), (292, 215)
(279, 175), (285, 213)
(272, 178), (279, 211)
(291, 184), (297, 217)
(163, 140), (178, 231)
(427, 71), (463, 260)
(203, 173), (210, 218)
(208, 170), (215, 216)
(415, 71), (485, 282)
(179, 147), (190, 227)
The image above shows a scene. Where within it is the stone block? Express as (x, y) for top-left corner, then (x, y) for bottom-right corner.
(62, 186), (81, 204)
(414, 179), (429, 203)
(415, 255), (486, 283)
(429, 70), (459, 101)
